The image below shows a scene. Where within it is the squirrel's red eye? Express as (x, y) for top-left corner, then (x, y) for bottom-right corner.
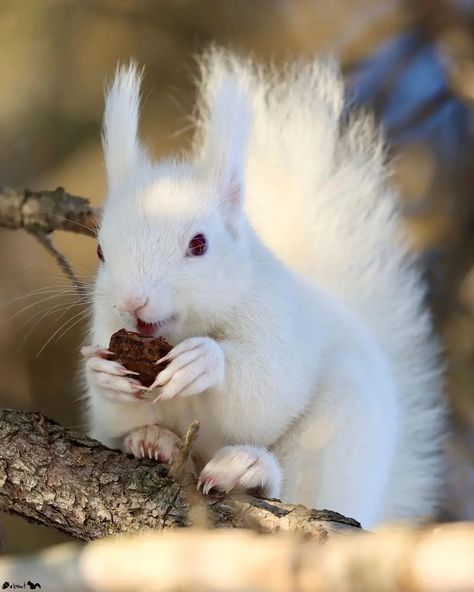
(97, 244), (104, 262)
(187, 233), (207, 257)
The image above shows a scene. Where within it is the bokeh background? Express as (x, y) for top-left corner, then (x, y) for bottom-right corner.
(0, 0), (473, 553)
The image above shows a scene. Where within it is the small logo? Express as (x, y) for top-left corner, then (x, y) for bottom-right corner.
(1, 583), (41, 590)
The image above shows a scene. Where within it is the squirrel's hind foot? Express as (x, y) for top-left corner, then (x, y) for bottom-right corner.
(197, 445), (282, 498)
(123, 424), (181, 462)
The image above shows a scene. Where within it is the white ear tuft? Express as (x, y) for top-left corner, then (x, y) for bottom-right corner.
(102, 61), (147, 193)
(197, 53), (253, 215)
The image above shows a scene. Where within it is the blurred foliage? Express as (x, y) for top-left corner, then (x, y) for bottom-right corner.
(0, 0), (473, 551)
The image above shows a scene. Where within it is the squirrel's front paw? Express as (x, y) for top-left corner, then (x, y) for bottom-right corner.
(197, 445), (282, 498)
(82, 345), (146, 403)
(148, 337), (225, 401)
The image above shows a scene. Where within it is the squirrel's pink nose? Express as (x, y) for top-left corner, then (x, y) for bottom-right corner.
(117, 294), (148, 314)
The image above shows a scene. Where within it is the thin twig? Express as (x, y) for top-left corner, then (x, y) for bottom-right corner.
(32, 231), (87, 299)
(168, 419), (211, 529)
(170, 419), (200, 480)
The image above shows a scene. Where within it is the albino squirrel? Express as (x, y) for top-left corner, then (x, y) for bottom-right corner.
(83, 49), (445, 528)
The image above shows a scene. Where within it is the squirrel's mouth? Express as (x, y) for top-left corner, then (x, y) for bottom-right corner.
(136, 316), (175, 336)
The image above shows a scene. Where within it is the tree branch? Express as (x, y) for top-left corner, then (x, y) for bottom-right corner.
(0, 409), (361, 542)
(0, 186), (99, 297)
(1, 524), (473, 592)
(0, 186), (99, 237)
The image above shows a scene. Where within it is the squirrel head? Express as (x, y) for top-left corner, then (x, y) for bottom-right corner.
(96, 61), (254, 336)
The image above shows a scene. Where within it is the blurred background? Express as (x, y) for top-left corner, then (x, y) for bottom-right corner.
(0, 0), (473, 553)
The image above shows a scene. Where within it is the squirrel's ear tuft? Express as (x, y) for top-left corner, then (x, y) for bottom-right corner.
(102, 62), (149, 194)
(198, 60), (253, 224)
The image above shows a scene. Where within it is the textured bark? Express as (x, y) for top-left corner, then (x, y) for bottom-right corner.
(0, 186), (99, 236)
(1, 525), (474, 592)
(0, 409), (361, 542)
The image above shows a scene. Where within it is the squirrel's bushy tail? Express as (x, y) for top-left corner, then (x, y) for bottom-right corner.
(196, 49), (446, 522)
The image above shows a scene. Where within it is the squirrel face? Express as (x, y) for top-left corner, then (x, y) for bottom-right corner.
(95, 163), (253, 337)
(96, 61), (253, 336)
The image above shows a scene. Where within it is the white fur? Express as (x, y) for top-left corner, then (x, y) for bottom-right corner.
(102, 62), (151, 195)
(84, 53), (446, 529)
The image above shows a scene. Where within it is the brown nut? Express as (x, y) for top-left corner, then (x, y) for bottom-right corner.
(107, 329), (173, 387)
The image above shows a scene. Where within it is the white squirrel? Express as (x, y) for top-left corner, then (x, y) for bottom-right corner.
(83, 49), (446, 528)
